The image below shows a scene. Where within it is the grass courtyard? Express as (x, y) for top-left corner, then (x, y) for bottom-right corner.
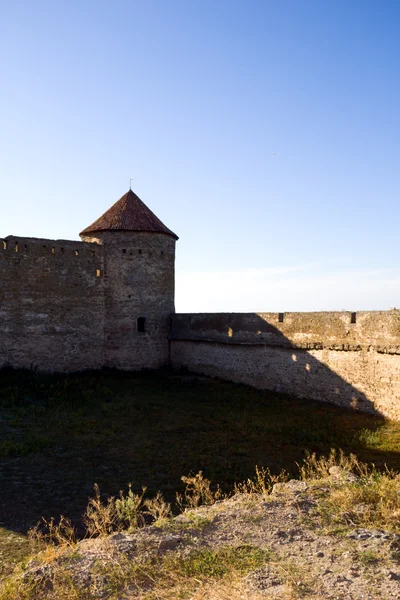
(1, 367), (400, 577)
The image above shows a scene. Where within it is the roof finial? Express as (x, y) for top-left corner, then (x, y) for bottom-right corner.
(129, 176), (134, 190)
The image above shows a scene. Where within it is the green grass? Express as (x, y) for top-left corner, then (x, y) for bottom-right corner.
(164, 545), (271, 578)
(1, 366), (400, 577)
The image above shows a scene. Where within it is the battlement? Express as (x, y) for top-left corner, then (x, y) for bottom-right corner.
(171, 311), (400, 354)
(2, 235), (102, 260)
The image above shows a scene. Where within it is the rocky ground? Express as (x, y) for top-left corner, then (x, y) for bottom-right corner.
(5, 472), (400, 600)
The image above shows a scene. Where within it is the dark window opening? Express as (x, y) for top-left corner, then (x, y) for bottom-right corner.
(138, 249), (142, 254)
(278, 312), (284, 323)
(122, 249), (126, 254)
(351, 312), (357, 324)
(137, 317), (146, 333)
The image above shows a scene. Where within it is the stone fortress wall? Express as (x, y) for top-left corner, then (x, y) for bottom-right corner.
(1, 188), (399, 420)
(0, 230), (175, 372)
(0, 236), (105, 371)
(170, 312), (400, 421)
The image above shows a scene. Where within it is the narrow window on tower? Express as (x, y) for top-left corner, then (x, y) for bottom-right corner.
(137, 317), (146, 333)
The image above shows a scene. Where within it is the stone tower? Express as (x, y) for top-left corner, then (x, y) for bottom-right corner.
(80, 189), (178, 369)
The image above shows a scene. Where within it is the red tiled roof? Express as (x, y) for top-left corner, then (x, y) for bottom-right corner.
(80, 190), (178, 239)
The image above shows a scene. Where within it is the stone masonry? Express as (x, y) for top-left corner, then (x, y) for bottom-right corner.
(0, 190), (178, 371)
(1, 189), (400, 420)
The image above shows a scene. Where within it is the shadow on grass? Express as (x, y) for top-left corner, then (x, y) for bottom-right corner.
(1, 367), (400, 548)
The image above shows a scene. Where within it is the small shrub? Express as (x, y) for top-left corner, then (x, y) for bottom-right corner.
(144, 491), (171, 524)
(28, 515), (76, 552)
(235, 465), (288, 496)
(115, 484), (146, 530)
(357, 428), (382, 449)
(176, 471), (224, 512)
(83, 484), (118, 537)
(323, 468), (400, 532)
(297, 449), (361, 481)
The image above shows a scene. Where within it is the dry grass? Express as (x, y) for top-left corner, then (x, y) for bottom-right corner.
(297, 450), (400, 533)
(322, 469), (400, 531)
(175, 471), (225, 512)
(3, 452), (400, 599)
(235, 465), (289, 496)
(83, 484), (120, 537)
(143, 491), (171, 525)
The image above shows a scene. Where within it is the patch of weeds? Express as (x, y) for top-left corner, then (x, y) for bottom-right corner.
(159, 513), (212, 533)
(356, 428), (382, 449)
(278, 560), (316, 597)
(0, 434), (55, 457)
(92, 555), (157, 598)
(235, 465), (288, 495)
(176, 471), (224, 511)
(83, 484), (119, 537)
(326, 526), (351, 538)
(297, 448), (360, 481)
(115, 484), (147, 531)
(28, 515), (77, 552)
(0, 528), (30, 578)
(185, 513), (212, 529)
(144, 491), (171, 525)
(356, 549), (381, 566)
(165, 545), (270, 579)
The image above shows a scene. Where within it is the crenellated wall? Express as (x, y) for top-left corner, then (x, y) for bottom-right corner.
(170, 312), (400, 420)
(0, 236), (105, 371)
(0, 230), (176, 372)
(2, 231), (400, 420)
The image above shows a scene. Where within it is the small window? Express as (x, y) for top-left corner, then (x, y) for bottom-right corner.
(137, 317), (146, 333)
(15, 241), (19, 253)
(96, 269), (101, 277)
(75, 250), (79, 256)
(351, 312), (356, 324)
(122, 249), (126, 254)
(278, 312), (284, 323)
(138, 249), (142, 254)
(3, 240), (7, 250)
(51, 247), (55, 255)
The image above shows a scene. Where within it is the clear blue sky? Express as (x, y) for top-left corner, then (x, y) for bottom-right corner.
(1, 1), (399, 311)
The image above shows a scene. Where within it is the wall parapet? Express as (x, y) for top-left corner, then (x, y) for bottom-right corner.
(171, 311), (400, 353)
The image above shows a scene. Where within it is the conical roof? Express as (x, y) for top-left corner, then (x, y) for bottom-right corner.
(80, 189), (178, 239)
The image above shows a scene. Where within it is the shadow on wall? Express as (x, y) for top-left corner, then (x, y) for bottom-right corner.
(170, 311), (397, 418)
